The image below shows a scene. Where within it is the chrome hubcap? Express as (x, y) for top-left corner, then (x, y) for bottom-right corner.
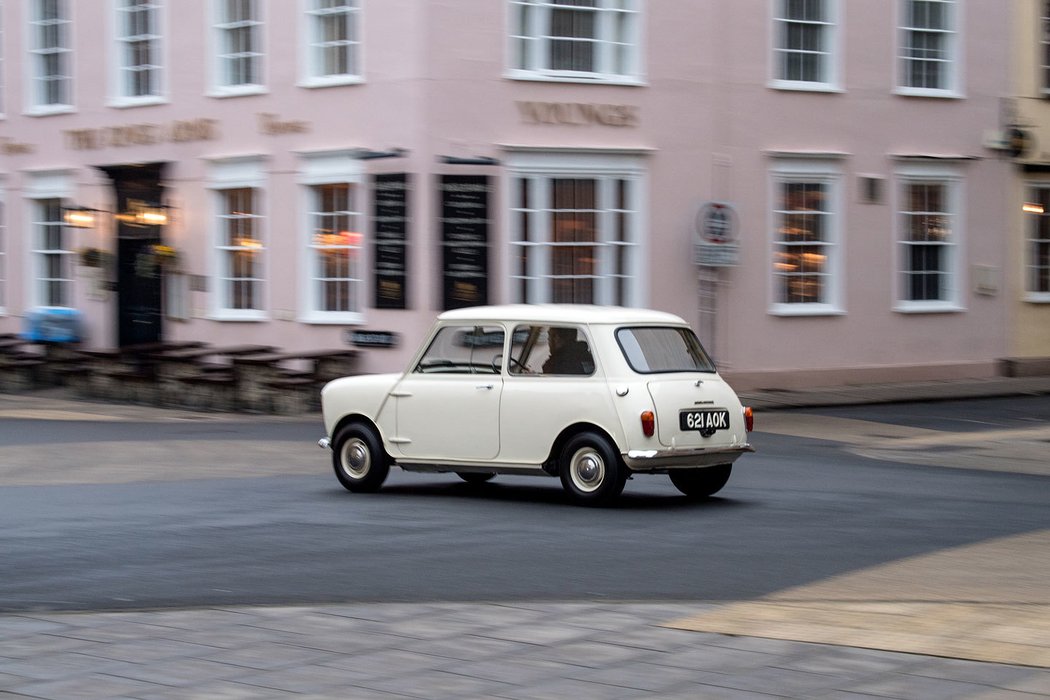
(342, 438), (370, 478)
(571, 449), (605, 493)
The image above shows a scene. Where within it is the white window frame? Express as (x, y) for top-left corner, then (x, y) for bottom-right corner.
(507, 0), (644, 85)
(25, 0), (74, 115)
(206, 155), (268, 320)
(209, 0), (266, 97)
(300, 0), (361, 88)
(24, 170), (74, 309)
(1, 7), (6, 117)
(1041, 2), (1050, 97)
(767, 157), (844, 316)
(0, 183), (6, 315)
(505, 149), (647, 307)
(896, 0), (961, 98)
(893, 161), (965, 313)
(110, 0), (165, 107)
(769, 0), (841, 92)
(297, 150), (366, 324)
(1024, 183), (1050, 303)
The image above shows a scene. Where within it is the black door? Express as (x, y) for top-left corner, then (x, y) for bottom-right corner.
(100, 163), (168, 348)
(116, 235), (163, 347)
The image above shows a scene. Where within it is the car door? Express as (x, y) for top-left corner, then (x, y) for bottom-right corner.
(392, 324), (504, 461)
(498, 324), (616, 466)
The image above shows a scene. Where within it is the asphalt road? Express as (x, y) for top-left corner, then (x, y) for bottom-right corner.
(1, 397), (1049, 613)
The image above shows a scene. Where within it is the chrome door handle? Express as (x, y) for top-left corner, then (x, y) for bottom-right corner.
(476, 384), (494, 390)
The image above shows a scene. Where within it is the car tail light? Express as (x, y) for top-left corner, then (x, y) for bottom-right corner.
(640, 410), (655, 437)
(743, 406), (754, 432)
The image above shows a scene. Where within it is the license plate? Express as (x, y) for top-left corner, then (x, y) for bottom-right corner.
(679, 409), (730, 434)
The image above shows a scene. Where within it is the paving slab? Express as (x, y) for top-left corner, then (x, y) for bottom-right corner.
(667, 530), (1050, 669)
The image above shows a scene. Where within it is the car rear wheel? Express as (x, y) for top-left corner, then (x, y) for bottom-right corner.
(456, 472), (495, 485)
(332, 423), (390, 493)
(669, 464), (732, 499)
(558, 432), (626, 505)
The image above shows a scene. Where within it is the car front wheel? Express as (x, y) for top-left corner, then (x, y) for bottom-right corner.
(669, 464), (732, 499)
(332, 423), (390, 493)
(558, 432), (627, 505)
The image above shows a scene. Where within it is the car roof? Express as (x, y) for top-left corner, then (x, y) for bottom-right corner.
(437, 304), (688, 326)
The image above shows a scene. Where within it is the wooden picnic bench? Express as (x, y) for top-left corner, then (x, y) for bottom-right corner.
(230, 349), (359, 412)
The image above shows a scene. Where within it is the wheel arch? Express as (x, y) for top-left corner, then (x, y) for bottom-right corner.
(543, 421), (623, 475)
(332, 413), (391, 458)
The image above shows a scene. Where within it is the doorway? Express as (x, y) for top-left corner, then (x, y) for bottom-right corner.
(99, 163), (168, 347)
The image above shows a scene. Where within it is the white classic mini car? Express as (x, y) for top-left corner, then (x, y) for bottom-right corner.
(319, 305), (753, 505)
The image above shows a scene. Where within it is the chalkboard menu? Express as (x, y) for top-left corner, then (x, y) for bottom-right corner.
(440, 175), (490, 309)
(373, 173), (409, 309)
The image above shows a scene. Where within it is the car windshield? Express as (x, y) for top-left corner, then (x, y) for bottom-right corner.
(616, 326), (717, 374)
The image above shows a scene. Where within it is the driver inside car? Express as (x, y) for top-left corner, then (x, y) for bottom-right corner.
(542, 327), (594, 375)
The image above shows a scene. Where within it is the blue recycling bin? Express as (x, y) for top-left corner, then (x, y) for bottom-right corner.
(21, 307), (83, 343)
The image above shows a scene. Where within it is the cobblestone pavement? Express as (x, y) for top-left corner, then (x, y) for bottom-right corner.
(2, 382), (1050, 698)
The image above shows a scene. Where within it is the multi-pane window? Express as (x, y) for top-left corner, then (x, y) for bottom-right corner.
(1042, 2), (1050, 95)
(899, 0), (957, 93)
(28, 0), (72, 110)
(773, 0), (837, 88)
(304, 0), (359, 84)
(509, 0), (641, 82)
(510, 169), (639, 305)
(215, 0), (263, 89)
(0, 198), (5, 312)
(771, 175), (838, 310)
(33, 198), (72, 307)
(308, 183), (363, 314)
(1, 10), (6, 115)
(898, 178), (958, 307)
(116, 0), (162, 100)
(217, 188), (263, 311)
(1025, 187), (1050, 298)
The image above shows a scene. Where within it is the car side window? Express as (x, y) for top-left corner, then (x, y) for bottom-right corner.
(414, 325), (504, 374)
(509, 325), (594, 376)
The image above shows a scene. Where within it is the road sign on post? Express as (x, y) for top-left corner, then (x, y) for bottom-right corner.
(695, 201), (739, 267)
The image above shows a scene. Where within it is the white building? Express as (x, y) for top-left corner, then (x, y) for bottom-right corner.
(0, 1), (1015, 388)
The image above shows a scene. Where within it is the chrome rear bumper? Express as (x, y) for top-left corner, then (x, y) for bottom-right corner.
(623, 444), (754, 472)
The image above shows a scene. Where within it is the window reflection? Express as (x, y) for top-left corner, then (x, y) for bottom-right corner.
(774, 181), (829, 304)
(311, 182), (360, 313)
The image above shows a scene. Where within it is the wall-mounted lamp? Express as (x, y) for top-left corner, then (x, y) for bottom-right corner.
(352, 147), (408, 161)
(115, 200), (172, 227)
(63, 206), (105, 229)
(438, 155), (501, 166)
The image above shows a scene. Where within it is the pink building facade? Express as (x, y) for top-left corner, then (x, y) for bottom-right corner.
(0, 0), (1014, 389)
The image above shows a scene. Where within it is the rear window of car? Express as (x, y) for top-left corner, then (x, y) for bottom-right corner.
(616, 326), (717, 374)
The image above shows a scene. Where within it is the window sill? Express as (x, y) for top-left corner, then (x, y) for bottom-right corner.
(300, 312), (365, 325)
(208, 310), (269, 322)
(1024, 293), (1050, 304)
(298, 76), (363, 89)
(505, 70), (646, 87)
(25, 104), (75, 117)
(207, 85), (268, 99)
(768, 304), (844, 317)
(893, 87), (963, 100)
(768, 80), (843, 94)
(108, 96), (168, 109)
(893, 302), (965, 314)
